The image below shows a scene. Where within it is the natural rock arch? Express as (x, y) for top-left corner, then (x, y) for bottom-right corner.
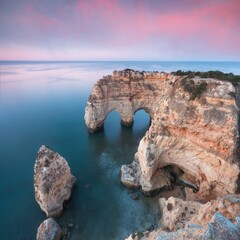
(85, 71), (157, 132)
(102, 108), (151, 132)
(85, 69), (240, 202)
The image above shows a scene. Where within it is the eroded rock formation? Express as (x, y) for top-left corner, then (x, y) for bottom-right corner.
(34, 145), (76, 217)
(85, 69), (239, 202)
(36, 218), (63, 240)
(126, 195), (240, 240)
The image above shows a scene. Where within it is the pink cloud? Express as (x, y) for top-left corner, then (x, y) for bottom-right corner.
(1, 0), (240, 60)
(164, 1), (240, 41)
(72, 0), (240, 53)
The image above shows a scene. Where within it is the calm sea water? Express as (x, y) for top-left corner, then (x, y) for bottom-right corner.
(0, 61), (240, 240)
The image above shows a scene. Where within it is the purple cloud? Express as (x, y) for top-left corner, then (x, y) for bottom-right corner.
(0, 0), (239, 60)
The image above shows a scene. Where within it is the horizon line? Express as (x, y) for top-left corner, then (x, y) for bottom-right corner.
(1, 60), (240, 63)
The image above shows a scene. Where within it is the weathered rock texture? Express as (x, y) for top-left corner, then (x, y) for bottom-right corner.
(126, 195), (240, 240)
(159, 197), (202, 231)
(37, 218), (63, 240)
(34, 145), (76, 217)
(85, 70), (240, 202)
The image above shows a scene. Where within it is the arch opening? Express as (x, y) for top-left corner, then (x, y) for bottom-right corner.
(103, 109), (151, 146)
(132, 109), (151, 137)
(103, 108), (151, 130)
(103, 110), (122, 143)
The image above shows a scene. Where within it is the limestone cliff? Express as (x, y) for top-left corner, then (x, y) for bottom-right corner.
(85, 69), (239, 202)
(34, 146), (76, 217)
(126, 195), (240, 240)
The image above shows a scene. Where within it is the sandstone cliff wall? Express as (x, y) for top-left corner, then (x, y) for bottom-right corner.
(85, 70), (240, 202)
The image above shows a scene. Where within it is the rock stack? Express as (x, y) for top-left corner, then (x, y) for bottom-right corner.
(34, 145), (76, 240)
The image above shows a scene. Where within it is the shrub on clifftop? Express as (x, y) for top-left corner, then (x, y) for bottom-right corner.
(172, 70), (240, 86)
(181, 78), (207, 100)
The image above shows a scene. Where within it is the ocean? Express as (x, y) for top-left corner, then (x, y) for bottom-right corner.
(0, 61), (240, 239)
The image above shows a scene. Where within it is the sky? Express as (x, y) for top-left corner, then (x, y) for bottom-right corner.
(0, 0), (240, 61)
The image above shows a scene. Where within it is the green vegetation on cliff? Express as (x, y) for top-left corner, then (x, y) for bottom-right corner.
(180, 78), (208, 100)
(172, 70), (240, 86)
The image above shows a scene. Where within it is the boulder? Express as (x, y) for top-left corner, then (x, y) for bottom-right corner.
(34, 145), (76, 217)
(126, 195), (240, 240)
(36, 218), (62, 240)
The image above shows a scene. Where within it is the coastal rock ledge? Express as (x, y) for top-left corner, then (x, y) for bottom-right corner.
(85, 69), (240, 202)
(126, 194), (240, 240)
(34, 145), (76, 217)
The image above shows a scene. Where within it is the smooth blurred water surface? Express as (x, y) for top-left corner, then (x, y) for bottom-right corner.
(0, 61), (239, 240)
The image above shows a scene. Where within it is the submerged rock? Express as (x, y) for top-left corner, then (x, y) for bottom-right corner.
(128, 189), (140, 200)
(34, 145), (76, 217)
(36, 218), (62, 240)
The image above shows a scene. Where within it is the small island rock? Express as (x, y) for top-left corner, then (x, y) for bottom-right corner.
(34, 145), (76, 217)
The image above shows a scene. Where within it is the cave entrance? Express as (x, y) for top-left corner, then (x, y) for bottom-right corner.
(159, 165), (199, 199)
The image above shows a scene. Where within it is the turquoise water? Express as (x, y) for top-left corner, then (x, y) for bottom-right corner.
(0, 61), (240, 240)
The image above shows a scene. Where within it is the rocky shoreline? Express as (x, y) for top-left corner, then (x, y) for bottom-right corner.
(85, 69), (239, 200)
(85, 69), (240, 239)
(126, 195), (240, 239)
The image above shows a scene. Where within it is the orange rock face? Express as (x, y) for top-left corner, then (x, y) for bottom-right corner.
(126, 195), (240, 240)
(85, 70), (239, 201)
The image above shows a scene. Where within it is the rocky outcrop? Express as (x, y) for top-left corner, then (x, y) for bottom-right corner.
(34, 145), (76, 217)
(37, 218), (63, 240)
(159, 194), (240, 231)
(85, 69), (240, 202)
(126, 195), (240, 240)
(159, 197), (202, 231)
(84, 70), (167, 132)
(127, 214), (240, 240)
